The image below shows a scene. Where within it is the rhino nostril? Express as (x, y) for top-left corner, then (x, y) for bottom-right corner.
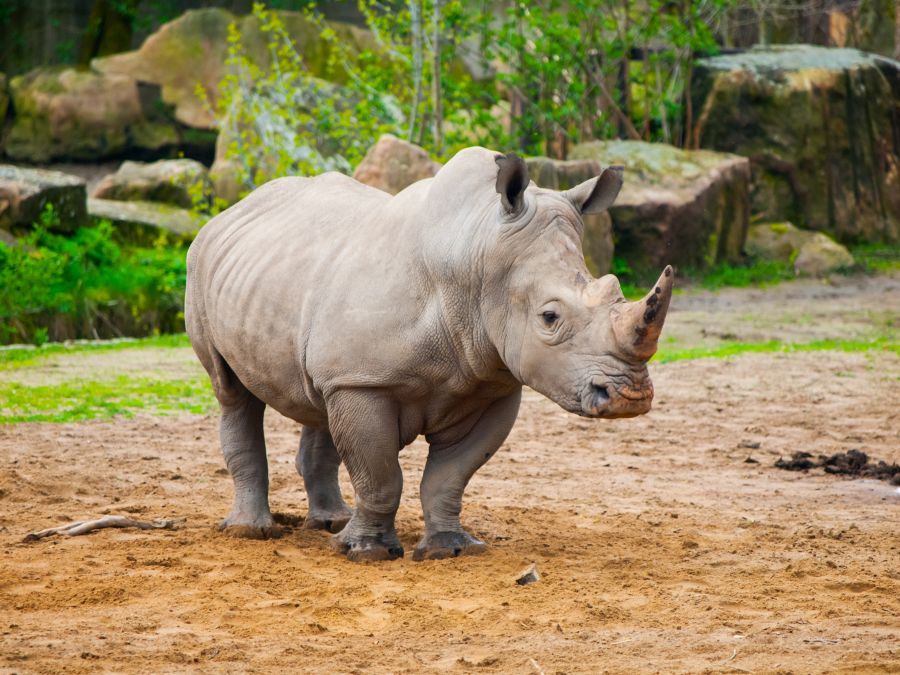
(591, 384), (609, 404)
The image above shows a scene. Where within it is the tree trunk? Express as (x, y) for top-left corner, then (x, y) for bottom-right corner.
(431, 0), (443, 155)
(79, 0), (138, 65)
(408, 0), (424, 143)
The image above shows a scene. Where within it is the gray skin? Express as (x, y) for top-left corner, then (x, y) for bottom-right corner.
(185, 148), (673, 562)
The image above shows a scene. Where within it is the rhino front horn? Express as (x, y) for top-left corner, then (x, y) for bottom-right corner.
(611, 266), (674, 361)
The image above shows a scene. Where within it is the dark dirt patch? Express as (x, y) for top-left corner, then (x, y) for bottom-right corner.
(776, 449), (900, 485)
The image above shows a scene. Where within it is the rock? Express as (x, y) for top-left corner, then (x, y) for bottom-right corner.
(92, 159), (212, 209)
(515, 563), (541, 586)
(526, 156), (614, 275)
(692, 45), (900, 243)
(570, 140), (751, 271)
(5, 66), (179, 163)
(794, 232), (855, 276)
(88, 197), (200, 245)
(746, 221), (855, 275)
(0, 165), (88, 232)
(745, 222), (810, 263)
(352, 134), (441, 195)
(93, 9), (375, 130)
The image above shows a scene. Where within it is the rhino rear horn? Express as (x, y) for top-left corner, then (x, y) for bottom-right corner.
(611, 266), (674, 361)
(565, 166), (624, 215)
(495, 153), (529, 216)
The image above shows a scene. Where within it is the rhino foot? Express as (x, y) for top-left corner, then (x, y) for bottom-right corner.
(412, 530), (486, 561)
(218, 514), (282, 540)
(330, 531), (404, 562)
(304, 506), (353, 534)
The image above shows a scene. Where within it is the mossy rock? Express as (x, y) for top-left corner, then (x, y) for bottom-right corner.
(794, 233), (855, 276)
(570, 140), (751, 272)
(92, 159), (213, 209)
(0, 164), (88, 233)
(88, 197), (200, 246)
(692, 44), (900, 244)
(745, 221), (810, 263)
(525, 156), (614, 275)
(92, 8), (377, 130)
(5, 66), (179, 162)
(746, 221), (855, 276)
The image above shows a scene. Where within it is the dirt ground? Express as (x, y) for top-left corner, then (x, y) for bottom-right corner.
(1, 276), (899, 674)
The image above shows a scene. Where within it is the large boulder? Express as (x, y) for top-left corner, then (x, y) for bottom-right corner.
(0, 165), (88, 233)
(746, 221), (855, 276)
(692, 45), (900, 244)
(92, 159), (212, 209)
(88, 198), (200, 246)
(4, 66), (180, 163)
(92, 9), (375, 130)
(352, 134), (441, 195)
(525, 156), (614, 275)
(570, 140), (751, 272)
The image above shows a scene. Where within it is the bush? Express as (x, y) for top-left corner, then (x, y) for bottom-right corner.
(0, 207), (187, 345)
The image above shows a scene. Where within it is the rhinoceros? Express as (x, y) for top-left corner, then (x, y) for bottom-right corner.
(185, 148), (673, 562)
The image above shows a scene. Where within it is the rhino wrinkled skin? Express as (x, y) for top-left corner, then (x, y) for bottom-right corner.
(185, 148), (673, 562)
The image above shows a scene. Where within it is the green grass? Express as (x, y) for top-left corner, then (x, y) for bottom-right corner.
(851, 244), (900, 273)
(0, 375), (215, 424)
(0, 334), (897, 425)
(0, 333), (191, 371)
(653, 336), (898, 363)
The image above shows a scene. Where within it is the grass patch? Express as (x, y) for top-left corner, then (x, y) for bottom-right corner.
(0, 333), (191, 371)
(0, 374), (215, 424)
(654, 336), (898, 363)
(851, 244), (900, 273)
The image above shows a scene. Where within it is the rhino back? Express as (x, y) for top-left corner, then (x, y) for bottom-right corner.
(188, 173), (456, 422)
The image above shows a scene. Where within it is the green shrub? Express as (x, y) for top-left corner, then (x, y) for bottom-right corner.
(0, 207), (187, 345)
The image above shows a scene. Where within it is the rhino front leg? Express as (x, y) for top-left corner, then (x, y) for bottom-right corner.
(218, 393), (280, 539)
(296, 426), (352, 533)
(414, 389), (521, 561)
(326, 391), (404, 562)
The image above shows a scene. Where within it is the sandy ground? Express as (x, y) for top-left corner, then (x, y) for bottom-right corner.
(1, 277), (899, 674)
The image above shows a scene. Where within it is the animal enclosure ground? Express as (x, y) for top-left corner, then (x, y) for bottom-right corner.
(1, 275), (898, 673)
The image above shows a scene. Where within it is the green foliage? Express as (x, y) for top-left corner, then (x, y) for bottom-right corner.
(654, 336), (899, 364)
(0, 206), (187, 345)
(851, 244), (900, 273)
(691, 259), (796, 290)
(198, 3), (401, 196)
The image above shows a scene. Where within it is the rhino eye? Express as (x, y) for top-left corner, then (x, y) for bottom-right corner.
(541, 310), (559, 325)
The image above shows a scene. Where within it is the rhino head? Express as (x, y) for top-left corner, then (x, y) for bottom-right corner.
(485, 153), (673, 419)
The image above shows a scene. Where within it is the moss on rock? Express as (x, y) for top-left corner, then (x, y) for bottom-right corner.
(692, 44), (900, 244)
(5, 66), (179, 163)
(570, 140), (750, 272)
(92, 159), (213, 209)
(92, 8), (376, 130)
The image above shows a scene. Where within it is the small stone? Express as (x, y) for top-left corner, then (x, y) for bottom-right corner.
(738, 440), (761, 450)
(515, 563), (540, 586)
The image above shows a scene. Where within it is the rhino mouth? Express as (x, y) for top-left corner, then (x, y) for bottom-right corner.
(580, 375), (653, 418)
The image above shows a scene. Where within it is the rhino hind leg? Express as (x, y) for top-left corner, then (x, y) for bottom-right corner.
(413, 390), (521, 561)
(326, 392), (404, 561)
(296, 426), (352, 533)
(210, 355), (280, 540)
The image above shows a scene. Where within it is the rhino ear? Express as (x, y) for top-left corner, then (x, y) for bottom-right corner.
(566, 166), (624, 215)
(495, 153), (529, 216)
